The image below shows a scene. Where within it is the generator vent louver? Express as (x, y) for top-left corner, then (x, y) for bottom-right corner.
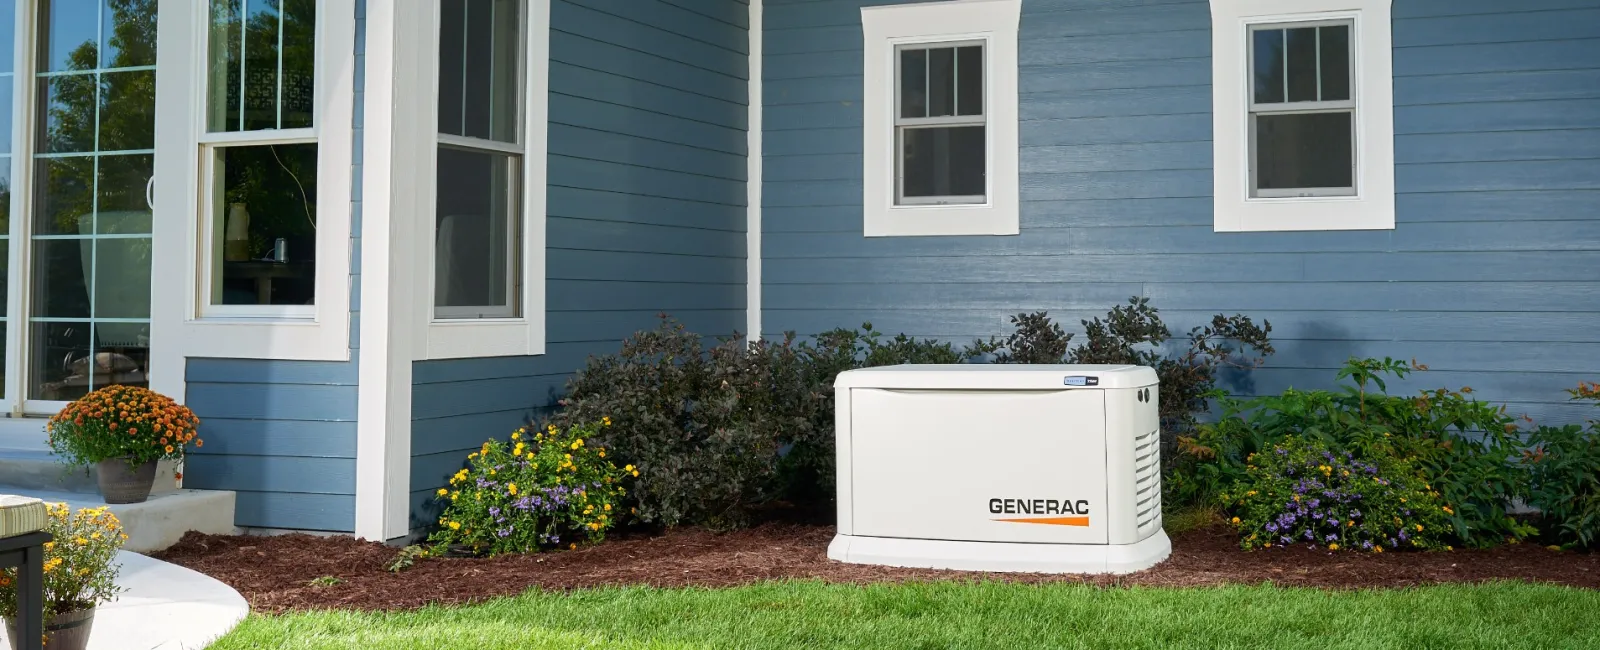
(1133, 428), (1162, 535)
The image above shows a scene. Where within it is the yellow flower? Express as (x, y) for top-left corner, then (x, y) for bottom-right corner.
(1443, 506), (1454, 515)
(1328, 543), (1339, 551)
(511, 431), (521, 441)
(598, 451), (606, 458)
(1415, 524), (1424, 532)
(1245, 490), (1257, 497)
(449, 521), (461, 530)
(569, 543), (577, 550)
(437, 488), (448, 497)
(1230, 517), (1240, 524)
(468, 453), (478, 460)
(604, 504), (611, 511)
(602, 416), (612, 426)
(624, 464), (635, 472)
(508, 483), (519, 496)
(1373, 546), (1383, 554)
(489, 469), (496, 476)
(631, 470), (639, 477)
(450, 492), (459, 501)
(548, 424), (558, 433)
(1347, 520), (1355, 527)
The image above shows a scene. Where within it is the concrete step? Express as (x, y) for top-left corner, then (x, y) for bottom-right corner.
(0, 487), (238, 552)
(0, 418), (180, 496)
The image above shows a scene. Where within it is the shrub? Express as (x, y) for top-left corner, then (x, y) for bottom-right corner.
(428, 421), (629, 555)
(1181, 357), (1534, 547)
(552, 319), (783, 529)
(973, 298), (1274, 439)
(1, 503), (127, 618)
(1523, 382), (1600, 548)
(1228, 437), (1450, 552)
(45, 385), (201, 475)
(779, 323), (966, 505)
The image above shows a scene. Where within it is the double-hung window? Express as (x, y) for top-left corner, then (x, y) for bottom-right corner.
(393, 0), (547, 360)
(1248, 22), (1354, 198)
(148, 0), (356, 370)
(895, 43), (985, 206)
(861, 0), (1020, 237)
(1211, 0), (1395, 232)
(434, 0), (523, 321)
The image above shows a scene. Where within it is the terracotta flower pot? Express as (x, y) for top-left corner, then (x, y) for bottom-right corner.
(96, 458), (157, 504)
(4, 607), (96, 650)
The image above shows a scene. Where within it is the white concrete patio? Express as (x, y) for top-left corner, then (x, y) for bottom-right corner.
(2, 550), (248, 650)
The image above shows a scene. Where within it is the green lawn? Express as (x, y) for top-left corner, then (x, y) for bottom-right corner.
(211, 581), (1600, 649)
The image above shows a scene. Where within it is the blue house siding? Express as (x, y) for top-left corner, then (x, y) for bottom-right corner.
(762, 0), (1600, 425)
(183, 0), (368, 532)
(408, 0), (750, 527)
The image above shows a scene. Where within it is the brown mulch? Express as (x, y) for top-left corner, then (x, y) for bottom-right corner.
(153, 524), (1599, 613)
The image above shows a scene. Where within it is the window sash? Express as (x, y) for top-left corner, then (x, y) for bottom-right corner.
(433, 141), (522, 320)
(1247, 108), (1356, 198)
(894, 40), (986, 120)
(1247, 20), (1354, 107)
(196, 138), (322, 319)
(895, 125), (987, 206)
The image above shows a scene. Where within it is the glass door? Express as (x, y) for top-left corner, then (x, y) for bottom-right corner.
(3, 0), (156, 414)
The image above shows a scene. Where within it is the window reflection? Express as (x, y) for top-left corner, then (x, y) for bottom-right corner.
(28, 0), (159, 401)
(208, 0), (317, 132)
(211, 143), (318, 306)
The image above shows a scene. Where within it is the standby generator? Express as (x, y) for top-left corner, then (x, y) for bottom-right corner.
(827, 364), (1171, 573)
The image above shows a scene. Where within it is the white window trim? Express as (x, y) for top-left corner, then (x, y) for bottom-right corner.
(149, 0), (356, 379)
(393, 0), (549, 361)
(860, 0), (1020, 237)
(1211, 0), (1395, 232)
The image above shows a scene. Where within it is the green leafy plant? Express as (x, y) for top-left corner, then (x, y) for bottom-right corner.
(45, 385), (202, 474)
(1, 504), (127, 618)
(429, 421), (629, 555)
(1523, 382), (1600, 548)
(1180, 357), (1534, 547)
(307, 576), (342, 587)
(1228, 437), (1450, 552)
(386, 545), (431, 573)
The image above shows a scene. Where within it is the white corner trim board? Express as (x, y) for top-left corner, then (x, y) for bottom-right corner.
(1210, 0), (1395, 233)
(747, 0), (763, 341)
(860, 0), (1021, 237)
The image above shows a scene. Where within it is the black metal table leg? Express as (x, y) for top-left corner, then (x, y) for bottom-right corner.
(1, 531), (52, 650)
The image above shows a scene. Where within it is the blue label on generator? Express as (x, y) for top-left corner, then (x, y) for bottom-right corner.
(1063, 376), (1099, 386)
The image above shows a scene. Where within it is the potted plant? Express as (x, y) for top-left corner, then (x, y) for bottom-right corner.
(45, 385), (202, 504)
(1, 503), (127, 650)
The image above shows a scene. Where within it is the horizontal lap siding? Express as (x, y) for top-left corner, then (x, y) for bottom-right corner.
(762, 0), (1600, 426)
(182, 2), (366, 533)
(408, 0), (750, 529)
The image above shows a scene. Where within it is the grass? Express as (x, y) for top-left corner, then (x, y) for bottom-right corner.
(211, 581), (1600, 649)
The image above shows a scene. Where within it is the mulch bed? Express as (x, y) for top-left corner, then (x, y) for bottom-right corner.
(153, 524), (1599, 613)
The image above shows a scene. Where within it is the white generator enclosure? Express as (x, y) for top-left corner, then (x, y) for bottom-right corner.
(829, 365), (1171, 574)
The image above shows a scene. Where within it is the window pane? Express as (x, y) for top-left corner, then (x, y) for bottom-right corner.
(281, 0), (315, 128)
(210, 143), (319, 305)
(207, 0), (316, 132)
(102, 0), (157, 68)
(439, 0), (465, 134)
(440, 0), (520, 142)
(96, 153), (153, 232)
(1319, 24), (1351, 102)
(435, 147), (520, 317)
(928, 47), (955, 117)
(93, 237), (151, 318)
(31, 238), (90, 318)
(42, 0), (97, 72)
(900, 126), (984, 200)
(1251, 28), (1283, 104)
(956, 45), (982, 117)
(41, 74), (98, 154)
(1255, 111), (1353, 191)
(0, 82), (12, 154)
(98, 69), (156, 150)
(34, 157), (93, 235)
(1285, 27), (1318, 102)
(898, 48), (925, 119)
(30, 321), (89, 400)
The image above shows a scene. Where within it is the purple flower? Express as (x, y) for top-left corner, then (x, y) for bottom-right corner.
(1304, 529), (1315, 540)
(1276, 448), (1288, 456)
(1266, 522), (1280, 533)
(1351, 509), (1362, 519)
(1280, 536), (1292, 544)
(1399, 530), (1409, 541)
(1362, 540), (1372, 549)
(1308, 498), (1321, 509)
(1325, 533), (1338, 542)
(1312, 512), (1323, 520)
(488, 507), (501, 517)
